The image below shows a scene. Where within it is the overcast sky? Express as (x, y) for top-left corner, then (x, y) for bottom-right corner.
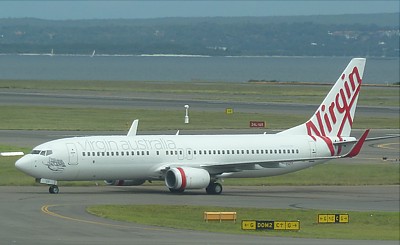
(0, 1), (398, 20)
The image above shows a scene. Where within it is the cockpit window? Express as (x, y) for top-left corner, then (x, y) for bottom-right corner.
(31, 150), (53, 156)
(30, 150), (41, 155)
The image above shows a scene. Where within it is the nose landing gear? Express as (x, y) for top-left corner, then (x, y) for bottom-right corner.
(49, 185), (59, 194)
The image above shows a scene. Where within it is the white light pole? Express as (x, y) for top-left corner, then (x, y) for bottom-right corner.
(184, 105), (189, 124)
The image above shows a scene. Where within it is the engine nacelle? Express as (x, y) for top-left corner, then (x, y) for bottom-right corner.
(104, 179), (146, 186)
(165, 167), (210, 191)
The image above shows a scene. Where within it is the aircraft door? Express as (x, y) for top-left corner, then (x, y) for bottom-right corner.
(66, 143), (79, 165)
(308, 141), (317, 157)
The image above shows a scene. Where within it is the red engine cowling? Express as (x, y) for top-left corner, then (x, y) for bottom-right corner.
(104, 179), (146, 186)
(165, 167), (210, 191)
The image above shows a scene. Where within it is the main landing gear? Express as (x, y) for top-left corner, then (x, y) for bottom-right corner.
(206, 182), (223, 195)
(168, 182), (223, 195)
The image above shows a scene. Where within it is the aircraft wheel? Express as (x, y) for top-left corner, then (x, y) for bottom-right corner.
(206, 183), (222, 195)
(49, 185), (59, 194)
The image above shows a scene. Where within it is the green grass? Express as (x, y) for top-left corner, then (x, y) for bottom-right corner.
(0, 105), (398, 131)
(0, 80), (398, 130)
(1, 79), (399, 107)
(86, 205), (399, 240)
(223, 162), (400, 186)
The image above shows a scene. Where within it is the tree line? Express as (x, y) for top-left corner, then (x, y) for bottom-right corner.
(0, 13), (398, 57)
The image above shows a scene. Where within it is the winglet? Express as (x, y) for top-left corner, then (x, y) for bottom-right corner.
(127, 119), (139, 136)
(1, 152), (24, 157)
(344, 129), (370, 158)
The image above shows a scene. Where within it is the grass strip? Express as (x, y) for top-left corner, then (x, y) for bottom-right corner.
(86, 204), (399, 240)
(0, 105), (398, 131)
(1, 79), (399, 107)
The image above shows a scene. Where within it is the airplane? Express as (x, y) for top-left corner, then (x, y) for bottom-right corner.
(14, 58), (394, 195)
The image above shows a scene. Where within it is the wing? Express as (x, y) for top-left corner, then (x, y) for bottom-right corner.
(203, 130), (371, 175)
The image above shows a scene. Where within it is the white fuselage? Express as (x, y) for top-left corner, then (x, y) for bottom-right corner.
(16, 133), (333, 181)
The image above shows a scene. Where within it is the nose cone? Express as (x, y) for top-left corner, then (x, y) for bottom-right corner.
(15, 155), (32, 174)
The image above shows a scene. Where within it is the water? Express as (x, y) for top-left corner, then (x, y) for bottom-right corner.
(0, 54), (398, 84)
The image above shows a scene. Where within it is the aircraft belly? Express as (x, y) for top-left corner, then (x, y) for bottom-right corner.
(71, 162), (153, 180)
(222, 160), (323, 178)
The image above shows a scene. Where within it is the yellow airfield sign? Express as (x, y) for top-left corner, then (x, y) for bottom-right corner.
(241, 220), (300, 231)
(318, 214), (349, 224)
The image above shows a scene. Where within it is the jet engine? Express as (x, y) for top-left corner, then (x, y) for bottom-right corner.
(165, 167), (210, 192)
(104, 179), (146, 186)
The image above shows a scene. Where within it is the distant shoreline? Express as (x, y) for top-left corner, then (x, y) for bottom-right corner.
(0, 53), (399, 60)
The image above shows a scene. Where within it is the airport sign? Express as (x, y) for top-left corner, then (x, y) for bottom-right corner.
(241, 220), (300, 231)
(318, 214), (349, 224)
